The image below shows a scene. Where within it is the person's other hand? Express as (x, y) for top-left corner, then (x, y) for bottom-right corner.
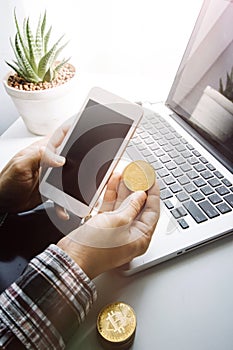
(0, 123), (70, 214)
(57, 174), (160, 279)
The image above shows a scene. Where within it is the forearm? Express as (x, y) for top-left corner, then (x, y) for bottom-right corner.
(0, 244), (97, 349)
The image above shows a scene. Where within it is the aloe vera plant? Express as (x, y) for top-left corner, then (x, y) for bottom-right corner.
(219, 67), (233, 103)
(6, 9), (70, 83)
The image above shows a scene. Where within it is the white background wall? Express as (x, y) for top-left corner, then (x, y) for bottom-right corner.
(0, 0), (203, 134)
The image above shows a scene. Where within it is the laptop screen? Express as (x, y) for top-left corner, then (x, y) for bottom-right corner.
(166, 0), (233, 172)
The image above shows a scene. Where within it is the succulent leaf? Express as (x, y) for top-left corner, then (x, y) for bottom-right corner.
(44, 67), (55, 82)
(26, 18), (37, 71)
(41, 11), (47, 41)
(54, 42), (69, 62)
(14, 9), (30, 63)
(7, 9), (70, 83)
(6, 61), (24, 78)
(35, 14), (43, 58)
(43, 26), (52, 54)
(38, 35), (64, 80)
(15, 33), (40, 82)
(54, 57), (71, 73)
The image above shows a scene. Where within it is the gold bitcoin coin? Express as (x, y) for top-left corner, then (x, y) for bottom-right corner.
(122, 160), (156, 191)
(97, 302), (136, 349)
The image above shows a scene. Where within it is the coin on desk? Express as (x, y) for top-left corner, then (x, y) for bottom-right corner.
(97, 301), (136, 349)
(122, 160), (156, 191)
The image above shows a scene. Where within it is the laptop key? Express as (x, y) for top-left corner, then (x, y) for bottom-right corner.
(162, 144), (174, 152)
(164, 176), (176, 185)
(145, 137), (154, 145)
(193, 178), (206, 187)
(181, 150), (192, 158)
(200, 185), (214, 196)
(174, 156), (186, 165)
(177, 175), (190, 185)
(158, 139), (168, 146)
(178, 218), (189, 229)
(193, 150), (201, 157)
(194, 163), (206, 172)
(142, 149), (151, 157)
(164, 200), (174, 209)
(208, 193), (222, 205)
(160, 155), (171, 163)
(201, 170), (213, 180)
(147, 155), (157, 163)
(208, 178), (221, 187)
(153, 133), (163, 141)
(222, 178), (232, 187)
(223, 194), (233, 207)
(175, 144), (186, 152)
(126, 144), (144, 160)
(200, 156), (208, 164)
(187, 170), (199, 180)
(172, 168), (183, 178)
(181, 138), (188, 144)
(170, 139), (180, 146)
(171, 209), (181, 219)
(165, 162), (177, 171)
(174, 132), (182, 139)
(184, 183), (197, 193)
(157, 179), (166, 191)
(183, 200), (208, 223)
(213, 170), (224, 179)
(181, 163), (192, 172)
(160, 189), (173, 200)
(215, 186), (230, 196)
(177, 206), (187, 216)
(137, 144), (147, 151)
(187, 157), (199, 165)
(186, 143), (194, 150)
(198, 200), (220, 219)
(216, 202), (232, 214)
(176, 191), (189, 202)
(149, 143), (160, 151)
(157, 168), (169, 178)
(206, 163), (216, 171)
(154, 149), (165, 157)
(191, 192), (205, 202)
(168, 150), (179, 158)
(170, 183), (182, 193)
(151, 161), (164, 170)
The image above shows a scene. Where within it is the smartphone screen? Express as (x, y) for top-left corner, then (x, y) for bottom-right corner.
(46, 99), (133, 205)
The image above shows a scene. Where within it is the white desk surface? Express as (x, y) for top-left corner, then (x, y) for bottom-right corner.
(1, 78), (233, 350)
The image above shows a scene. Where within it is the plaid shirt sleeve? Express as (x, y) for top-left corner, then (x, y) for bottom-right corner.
(0, 244), (97, 349)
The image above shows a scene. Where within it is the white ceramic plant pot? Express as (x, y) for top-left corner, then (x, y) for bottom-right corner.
(3, 71), (78, 136)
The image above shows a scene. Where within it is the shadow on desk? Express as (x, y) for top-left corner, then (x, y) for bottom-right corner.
(0, 205), (81, 293)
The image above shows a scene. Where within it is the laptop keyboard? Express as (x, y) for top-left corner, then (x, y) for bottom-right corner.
(126, 111), (233, 229)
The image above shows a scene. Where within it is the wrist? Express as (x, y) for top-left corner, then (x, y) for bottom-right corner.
(57, 236), (97, 280)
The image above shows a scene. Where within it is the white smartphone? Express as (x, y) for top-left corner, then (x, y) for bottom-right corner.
(39, 87), (143, 218)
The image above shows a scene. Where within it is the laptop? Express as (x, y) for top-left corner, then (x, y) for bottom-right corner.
(122, 0), (233, 275)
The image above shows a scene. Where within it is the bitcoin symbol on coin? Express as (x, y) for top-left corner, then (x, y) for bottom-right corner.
(106, 310), (127, 333)
(97, 302), (136, 346)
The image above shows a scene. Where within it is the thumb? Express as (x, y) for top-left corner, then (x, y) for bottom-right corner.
(40, 146), (66, 168)
(114, 191), (147, 224)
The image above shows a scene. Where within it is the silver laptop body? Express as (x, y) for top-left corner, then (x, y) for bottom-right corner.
(122, 0), (233, 275)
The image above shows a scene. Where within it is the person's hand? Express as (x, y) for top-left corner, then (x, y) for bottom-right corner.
(57, 174), (160, 279)
(0, 123), (70, 214)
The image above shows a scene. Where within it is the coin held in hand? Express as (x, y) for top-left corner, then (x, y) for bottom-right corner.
(97, 301), (136, 349)
(122, 160), (156, 191)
